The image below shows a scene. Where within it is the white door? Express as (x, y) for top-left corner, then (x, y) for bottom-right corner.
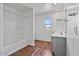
(67, 14), (79, 56)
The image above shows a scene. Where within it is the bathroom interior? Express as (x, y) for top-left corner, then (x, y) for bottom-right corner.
(0, 3), (79, 56)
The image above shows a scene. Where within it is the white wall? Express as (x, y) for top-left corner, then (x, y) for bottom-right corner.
(35, 13), (55, 42)
(35, 11), (65, 42)
(0, 3), (3, 56)
(3, 4), (33, 55)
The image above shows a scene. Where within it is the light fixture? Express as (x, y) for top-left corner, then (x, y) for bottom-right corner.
(54, 3), (59, 11)
(44, 3), (52, 11)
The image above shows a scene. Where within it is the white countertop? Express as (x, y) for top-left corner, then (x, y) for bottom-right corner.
(51, 32), (66, 38)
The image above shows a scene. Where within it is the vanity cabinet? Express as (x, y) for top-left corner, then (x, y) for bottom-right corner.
(51, 36), (66, 56)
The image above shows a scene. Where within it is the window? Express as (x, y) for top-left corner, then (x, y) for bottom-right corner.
(45, 16), (52, 30)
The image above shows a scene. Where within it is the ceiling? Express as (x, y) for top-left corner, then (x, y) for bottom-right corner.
(22, 3), (64, 14)
(6, 3), (79, 14)
(4, 3), (32, 11)
(21, 3), (79, 14)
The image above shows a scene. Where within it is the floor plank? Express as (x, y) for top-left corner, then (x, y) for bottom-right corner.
(10, 40), (53, 56)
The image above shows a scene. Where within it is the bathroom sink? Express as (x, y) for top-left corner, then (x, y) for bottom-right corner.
(51, 32), (66, 38)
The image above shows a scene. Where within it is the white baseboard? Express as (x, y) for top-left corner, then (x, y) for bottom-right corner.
(3, 39), (29, 56)
(35, 39), (51, 42)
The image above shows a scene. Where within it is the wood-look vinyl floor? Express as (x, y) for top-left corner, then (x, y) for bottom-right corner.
(10, 40), (53, 56)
